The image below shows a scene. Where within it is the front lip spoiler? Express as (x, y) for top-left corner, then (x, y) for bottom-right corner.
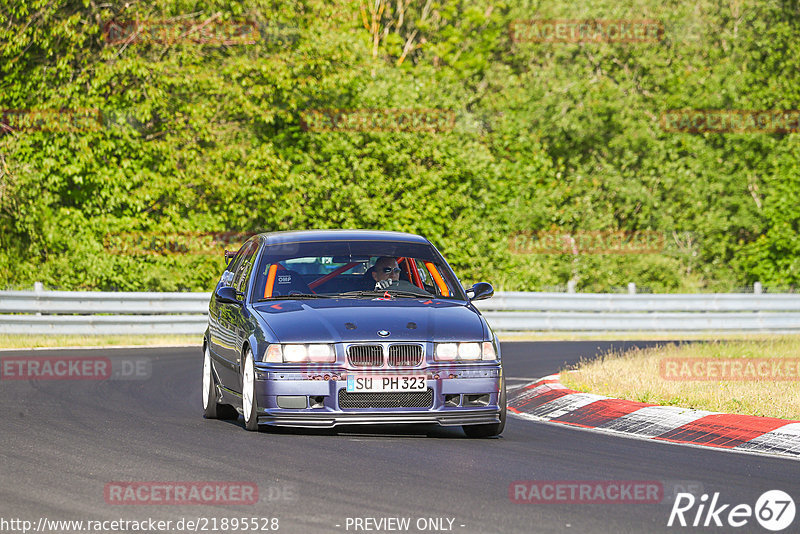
(256, 409), (501, 428)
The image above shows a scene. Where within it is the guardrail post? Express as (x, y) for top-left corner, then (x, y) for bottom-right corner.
(34, 281), (43, 315)
(628, 282), (636, 294)
(567, 280), (576, 293)
(754, 282), (763, 294)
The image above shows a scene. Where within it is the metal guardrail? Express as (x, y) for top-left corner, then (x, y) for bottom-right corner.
(475, 292), (800, 312)
(0, 290), (208, 315)
(0, 290), (208, 335)
(0, 314), (206, 335)
(478, 293), (800, 332)
(0, 290), (798, 335)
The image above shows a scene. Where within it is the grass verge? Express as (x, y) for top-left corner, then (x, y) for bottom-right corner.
(0, 334), (200, 349)
(559, 336), (800, 420)
(497, 332), (796, 342)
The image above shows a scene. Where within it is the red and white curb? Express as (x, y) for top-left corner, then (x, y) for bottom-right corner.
(508, 374), (800, 459)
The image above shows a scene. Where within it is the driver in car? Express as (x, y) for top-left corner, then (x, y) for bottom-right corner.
(372, 257), (422, 292)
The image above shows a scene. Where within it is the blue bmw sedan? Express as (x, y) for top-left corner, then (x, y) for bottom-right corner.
(202, 230), (505, 437)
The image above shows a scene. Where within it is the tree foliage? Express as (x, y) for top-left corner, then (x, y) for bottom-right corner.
(0, 0), (798, 291)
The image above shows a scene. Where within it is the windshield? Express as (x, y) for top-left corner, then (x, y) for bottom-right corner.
(253, 240), (466, 301)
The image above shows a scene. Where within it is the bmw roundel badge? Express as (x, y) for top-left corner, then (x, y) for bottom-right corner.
(378, 330), (390, 337)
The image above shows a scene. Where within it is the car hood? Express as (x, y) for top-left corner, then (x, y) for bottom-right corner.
(252, 298), (486, 343)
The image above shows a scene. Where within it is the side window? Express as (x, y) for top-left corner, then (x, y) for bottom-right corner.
(223, 246), (247, 286)
(416, 265), (429, 284)
(415, 260), (452, 297)
(231, 240), (259, 295)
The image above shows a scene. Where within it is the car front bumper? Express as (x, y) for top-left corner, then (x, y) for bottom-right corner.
(249, 365), (503, 428)
(257, 410), (500, 427)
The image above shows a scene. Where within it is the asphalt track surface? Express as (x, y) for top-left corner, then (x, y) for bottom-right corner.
(1, 341), (799, 534)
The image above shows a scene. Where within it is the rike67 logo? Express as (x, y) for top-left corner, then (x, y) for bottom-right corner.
(668, 490), (795, 531)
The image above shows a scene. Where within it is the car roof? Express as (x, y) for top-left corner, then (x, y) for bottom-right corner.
(258, 230), (430, 246)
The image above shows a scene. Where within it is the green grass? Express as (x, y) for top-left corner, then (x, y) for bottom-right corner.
(497, 332), (788, 342)
(559, 336), (800, 420)
(0, 334), (200, 349)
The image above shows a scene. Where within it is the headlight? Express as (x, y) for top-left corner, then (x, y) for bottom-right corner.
(307, 344), (335, 362)
(283, 344), (307, 362)
(435, 343), (458, 361)
(459, 342), (481, 360)
(263, 344), (335, 363)
(435, 342), (494, 362)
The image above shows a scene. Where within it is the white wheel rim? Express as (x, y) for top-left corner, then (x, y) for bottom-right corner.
(202, 347), (211, 410)
(243, 353), (254, 422)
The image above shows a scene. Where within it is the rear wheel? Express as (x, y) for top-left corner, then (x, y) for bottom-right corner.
(242, 349), (260, 431)
(463, 378), (506, 438)
(202, 345), (238, 420)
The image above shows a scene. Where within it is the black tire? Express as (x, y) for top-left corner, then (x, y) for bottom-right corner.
(203, 345), (238, 420)
(463, 378), (506, 438)
(242, 349), (260, 431)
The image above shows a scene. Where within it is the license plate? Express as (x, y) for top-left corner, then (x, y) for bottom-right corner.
(346, 375), (426, 393)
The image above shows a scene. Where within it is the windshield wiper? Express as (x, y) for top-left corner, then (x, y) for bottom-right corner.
(336, 290), (429, 299)
(386, 290), (433, 298)
(257, 293), (334, 301)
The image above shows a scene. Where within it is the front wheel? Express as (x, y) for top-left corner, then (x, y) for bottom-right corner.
(203, 345), (238, 420)
(463, 378), (506, 438)
(242, 349), (260, 431)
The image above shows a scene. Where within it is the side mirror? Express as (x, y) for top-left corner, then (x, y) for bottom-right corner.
(224, 249), (238, 265)
(215, 286), (242, 305)
(466, 282), (494, 301)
